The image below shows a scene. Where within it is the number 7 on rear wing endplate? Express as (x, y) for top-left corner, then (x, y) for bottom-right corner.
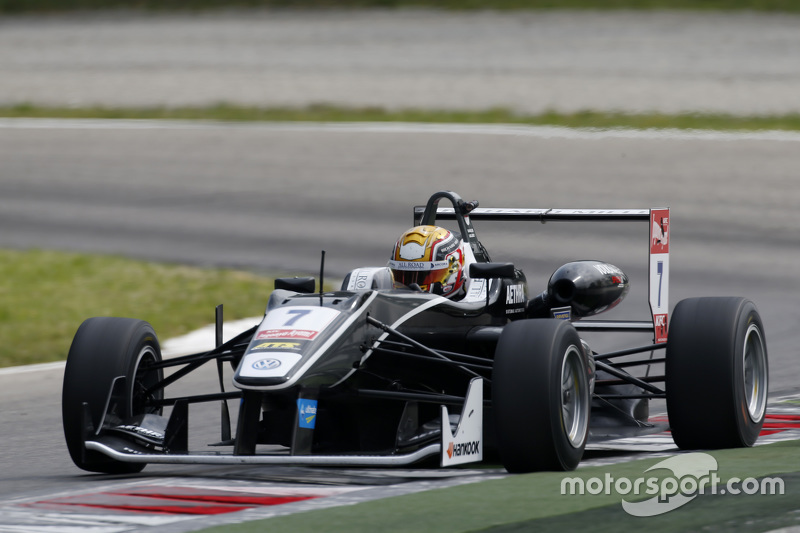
(413, 205), (670, 344)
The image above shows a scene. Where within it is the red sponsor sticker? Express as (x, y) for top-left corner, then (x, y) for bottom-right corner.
(650, 209), (670, 254)
(256, 329), (318, 340)
(654, 313), (668, 344)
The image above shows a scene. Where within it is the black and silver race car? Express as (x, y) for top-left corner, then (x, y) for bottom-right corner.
(62, 190), (769, 474)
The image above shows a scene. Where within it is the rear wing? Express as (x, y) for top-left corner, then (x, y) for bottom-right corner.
(413, 207), (651, 223)
(413, 204), (670, 344)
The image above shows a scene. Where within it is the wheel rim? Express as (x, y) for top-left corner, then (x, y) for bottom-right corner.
(131, 345), (162, 416)
(561, 345), (589, 448)
(743, 323), (767, 423)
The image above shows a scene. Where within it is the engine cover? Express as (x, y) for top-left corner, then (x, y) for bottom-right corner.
(547, 261), (630, 318)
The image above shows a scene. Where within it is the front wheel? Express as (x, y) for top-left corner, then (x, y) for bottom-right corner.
(62, 317), (163, 473)
(666, 297), (768, 449)
(492, 319), (591, 472)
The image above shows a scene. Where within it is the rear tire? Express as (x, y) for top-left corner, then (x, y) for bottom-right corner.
(666, 297), (768, 449)
(493, 319), (590, 472)
(62, 317), (163, 473)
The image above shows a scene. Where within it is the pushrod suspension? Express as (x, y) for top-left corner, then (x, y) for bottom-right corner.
(366, 316), (487, 381)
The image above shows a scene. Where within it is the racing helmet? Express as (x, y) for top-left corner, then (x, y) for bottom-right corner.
(389, 225), (467, 298)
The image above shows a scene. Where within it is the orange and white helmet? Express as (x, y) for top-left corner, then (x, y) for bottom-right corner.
(389, 225), (466, 298)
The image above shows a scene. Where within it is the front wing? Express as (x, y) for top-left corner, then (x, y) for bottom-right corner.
(81, 378), (485, 468)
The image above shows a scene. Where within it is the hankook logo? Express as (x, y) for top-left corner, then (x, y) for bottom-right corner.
(252, 358), (281, 370)
(447, 440), (481, 459)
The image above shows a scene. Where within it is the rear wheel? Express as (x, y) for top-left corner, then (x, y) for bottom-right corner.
(62, 317), (163, 473)
(493, 319), (590, 472)
(666, 297), (768, 449)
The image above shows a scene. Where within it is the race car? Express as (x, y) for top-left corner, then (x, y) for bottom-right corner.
(62, 190), (769, 474)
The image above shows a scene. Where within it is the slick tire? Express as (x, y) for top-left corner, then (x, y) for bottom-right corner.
(493, 319), (590, 472)
(62, 317), (163, 474)
(666, 297), (768, 449)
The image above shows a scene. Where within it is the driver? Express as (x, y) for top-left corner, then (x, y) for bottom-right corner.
(388, 225), (469, 300)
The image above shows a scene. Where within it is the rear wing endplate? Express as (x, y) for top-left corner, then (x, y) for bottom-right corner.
(413, 205), (669, 344)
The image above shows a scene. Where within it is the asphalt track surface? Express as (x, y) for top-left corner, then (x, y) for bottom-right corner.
(2, 10), (800, 114)
(1, 9), (800, 532)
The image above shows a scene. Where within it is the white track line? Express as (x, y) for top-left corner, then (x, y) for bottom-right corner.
(3, 118), (800, 142)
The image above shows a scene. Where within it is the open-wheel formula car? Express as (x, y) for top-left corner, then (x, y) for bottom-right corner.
(62, 190), (769, 474)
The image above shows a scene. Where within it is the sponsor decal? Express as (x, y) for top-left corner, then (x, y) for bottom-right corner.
(432, 207), (649, 217)
(257, 329), (318, 340)
(237, 352), (302, 380)
(297, 399), (318, 429)
(252, 341), (302, 351)
(122, 447), (146, 455)
(254, 307), (340, 342)
(650, 209), (670, 254)
(653, 313), (668, 344)
(436, 237), (459, 258)
(465, 278), (487, 302)
(593, 263), (623, 276)
(114, 425), (164, 441)
(252, 358), (282, 371)
(505, 284), (526, 306)
(388, 260), (449, 271)
(551, 306), (572, 321)
(446, 440), (481, 459)
(353, 271), (370, 290)
(562, 209), (644, 215)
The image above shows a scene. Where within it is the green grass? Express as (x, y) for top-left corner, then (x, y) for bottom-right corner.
(5, 104), (800, 132)
(0, 249), (276, 368)
(1, 0), (799, 13)
(199, 440), (800, 533)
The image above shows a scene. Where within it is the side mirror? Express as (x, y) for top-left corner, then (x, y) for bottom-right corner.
(275, 277), (316, 294)
(469, 262), (516, 280)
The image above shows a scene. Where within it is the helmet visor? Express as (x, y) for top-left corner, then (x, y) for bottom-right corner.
(388, 260), (450, 292)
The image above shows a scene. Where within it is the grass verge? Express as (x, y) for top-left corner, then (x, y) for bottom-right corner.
(4, 104), (800, 132)
(1, 0), (799, 13)
(199, 440), (800, 533)
(0, 249), (274, 368)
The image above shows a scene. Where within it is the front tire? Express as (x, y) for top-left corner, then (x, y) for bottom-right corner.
(62, 317), (163, 474)
(493, 319), (590, 472)
(666, 297), (768, 449)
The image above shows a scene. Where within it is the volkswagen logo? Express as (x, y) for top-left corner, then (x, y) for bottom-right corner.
(252, 358), (281, 370)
